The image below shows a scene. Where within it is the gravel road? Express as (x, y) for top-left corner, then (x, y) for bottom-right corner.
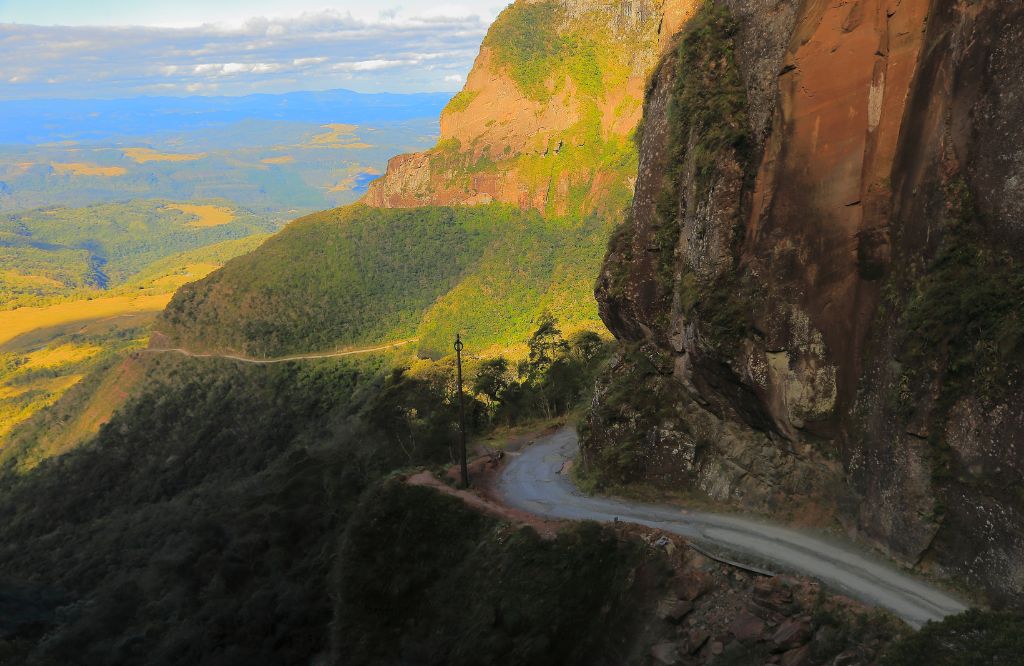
(498, 427), (969, 628)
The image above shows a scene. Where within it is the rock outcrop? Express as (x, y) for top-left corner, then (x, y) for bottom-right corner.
(586, 0), (1024, 604)
(365, 0), (701, 217)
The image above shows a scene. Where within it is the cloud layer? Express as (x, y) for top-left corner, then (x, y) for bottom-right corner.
(0, 10), (491, 99)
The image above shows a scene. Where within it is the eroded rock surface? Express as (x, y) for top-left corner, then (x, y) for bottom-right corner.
(586, 0), (1024, 603)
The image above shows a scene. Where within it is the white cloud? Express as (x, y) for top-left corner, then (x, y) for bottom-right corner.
(333, 59), (410, 71)
(0, 8), (487, 98)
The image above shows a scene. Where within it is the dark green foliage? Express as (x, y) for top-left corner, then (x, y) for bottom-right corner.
(881, 610), (1024, 665)
(0, 324), (613, 664)
(578, 345), (679, 488)
(473, 357), (511, 403)
(690, 272), (755, 352)
(525, 311), (569, 379)
(363, 359), (487, 463)
(163, 204), (503, 356)
(333, 481), (656, 666)
(0, 350), (471, 665)
(476, 320), (613, 425)
(667, 1), (750, 188)
(896, 179), (1024, 479)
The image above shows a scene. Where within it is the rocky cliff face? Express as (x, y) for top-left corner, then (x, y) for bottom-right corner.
(586, 0), (1024, 604)
(365, 0), (700, 217)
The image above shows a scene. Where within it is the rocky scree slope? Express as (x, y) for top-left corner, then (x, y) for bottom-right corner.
(585, 0), (1024, 605)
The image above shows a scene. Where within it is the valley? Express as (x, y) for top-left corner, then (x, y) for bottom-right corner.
(0, 89), (445, 449)
(2, 0), (1023, 663)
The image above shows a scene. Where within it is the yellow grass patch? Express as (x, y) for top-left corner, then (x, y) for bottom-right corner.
(0, 294), (172, 347)
(51, 162), (127, 177)
(0, 374), (84, 440)
(2, 354), (148, 468)
(0, 385), (28, 400)
(23, 343), (104, 370)
(123, 147), (206, 163)
(0, 270), (64, 289)
(163, 204), (235, 228)
(146, 262), (223, 290)
(261, 155), (295, 164)
(310, 123), (361, 147)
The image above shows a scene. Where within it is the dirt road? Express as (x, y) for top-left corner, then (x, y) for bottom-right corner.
(498, 428), (968, 628)
(140, 338), (417, 364)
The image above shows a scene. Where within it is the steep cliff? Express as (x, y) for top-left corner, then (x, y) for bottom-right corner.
(365, 0), (699, 218)
(586, 0), (1024, 604)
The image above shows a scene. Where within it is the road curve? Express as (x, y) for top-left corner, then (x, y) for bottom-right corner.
(498, 428), (969, 628)
(139, 338), (418, 364)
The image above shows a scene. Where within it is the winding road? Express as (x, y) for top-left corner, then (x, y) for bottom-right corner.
(139, 338), (418, 364)
(498, 428), (969, 628)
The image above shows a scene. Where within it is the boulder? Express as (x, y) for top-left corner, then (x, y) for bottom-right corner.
(781, 645), (811, 666)
(684, 628), (710, 654)
(753, 579), (795, 613)
(831, 649), (863, 666)
(729, 611), (766, 642)
(650, 641), (680, 665)
(771, 617), (811, 649)
(657, 597), (694, 623)
(672, 571), (711, 601)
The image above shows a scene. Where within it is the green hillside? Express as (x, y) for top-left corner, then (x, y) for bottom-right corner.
(0, 313), (616, 662)
(160, 204), (613, 358)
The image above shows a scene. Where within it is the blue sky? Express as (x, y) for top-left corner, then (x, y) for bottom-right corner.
(0, 1), (505, 98)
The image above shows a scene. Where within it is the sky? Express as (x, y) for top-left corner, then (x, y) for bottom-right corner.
(0, 1), (505, 99)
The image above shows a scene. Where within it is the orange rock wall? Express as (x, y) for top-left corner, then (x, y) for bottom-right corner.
(746, 0), (931, 408)
(364, 0), (701, 214)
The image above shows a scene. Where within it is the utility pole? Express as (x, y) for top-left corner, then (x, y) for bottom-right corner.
(454, 333), (469, 488)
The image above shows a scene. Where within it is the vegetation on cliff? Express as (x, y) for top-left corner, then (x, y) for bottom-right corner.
(602, 0), (753, 351)
(578, 344), (680, 488)
(893, 179), (1024, 478)
(656, 1), (752, 349)
(370, 0), (660, 218)
(483, 1), (641, 102)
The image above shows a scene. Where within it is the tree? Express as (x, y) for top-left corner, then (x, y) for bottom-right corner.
(568, 330), (604, 363)
(473, 358), (511, 404)
(526, 312), (568, 381)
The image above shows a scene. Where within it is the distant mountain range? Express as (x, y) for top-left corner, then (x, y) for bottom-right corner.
(0, 88), (452, 144)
